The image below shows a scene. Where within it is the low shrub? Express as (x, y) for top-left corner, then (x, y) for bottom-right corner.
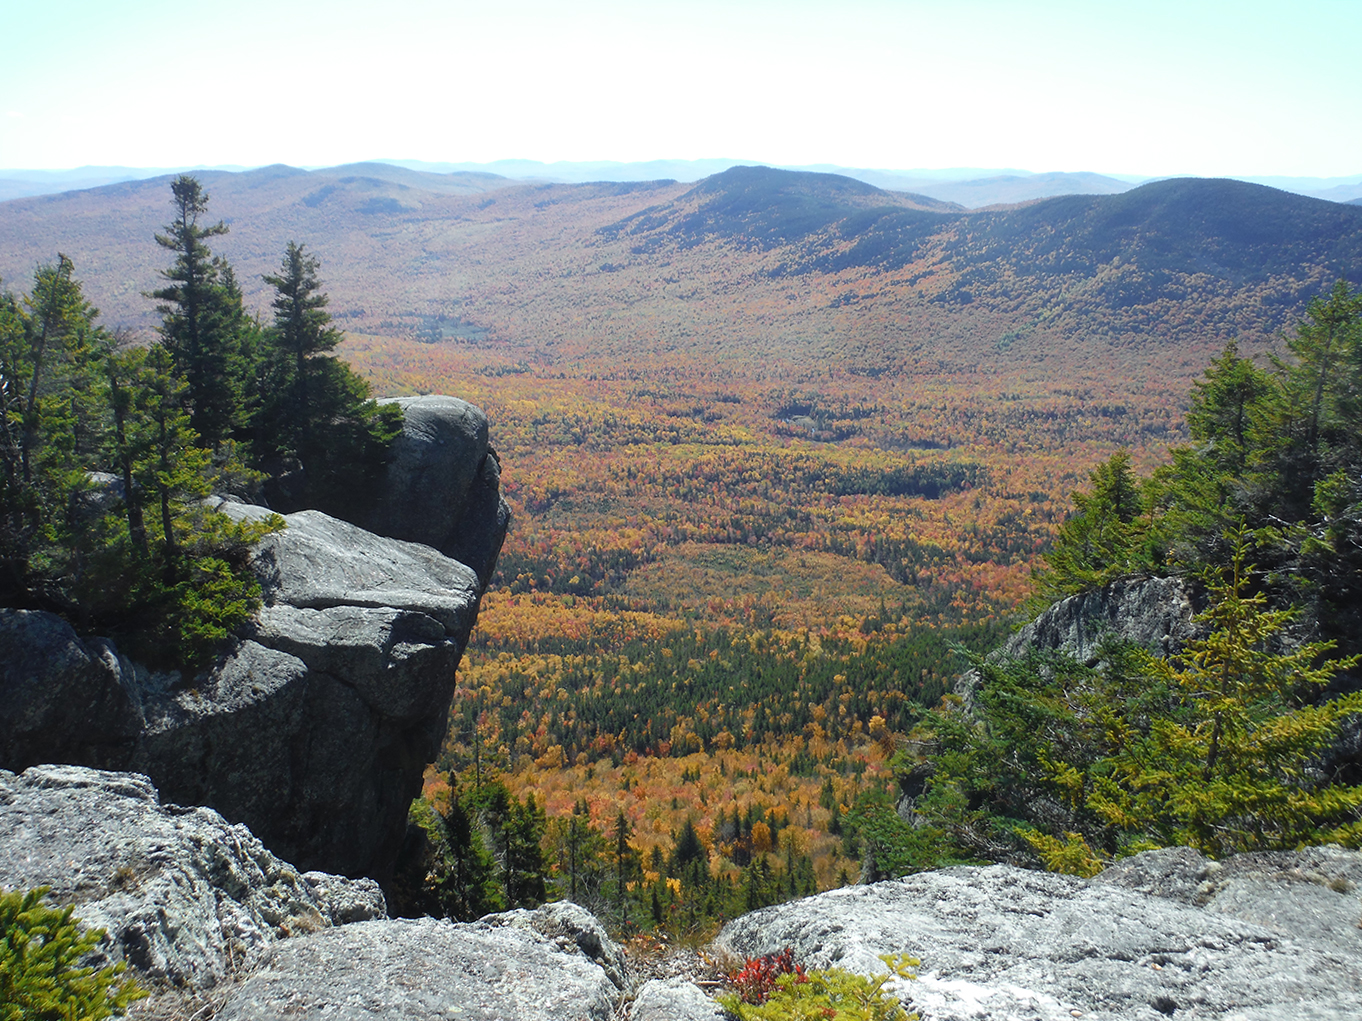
(0, 887), (146, 1021)
(726, 946), (807, 1005)
(720, 948), (919, 1020)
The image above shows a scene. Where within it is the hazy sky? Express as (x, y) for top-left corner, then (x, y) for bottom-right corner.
(3, 0), (1359, 176)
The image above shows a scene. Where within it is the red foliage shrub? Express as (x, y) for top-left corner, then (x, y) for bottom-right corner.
(728, 947), (808, 1005)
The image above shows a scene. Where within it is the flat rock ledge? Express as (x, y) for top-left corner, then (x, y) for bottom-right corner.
(217, 913), (622, 1021)
(0, 765), (385, 989)
(717, 848), (1362, 1021)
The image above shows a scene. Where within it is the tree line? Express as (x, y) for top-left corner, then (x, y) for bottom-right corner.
(396, 768), (825, 936)
(0, 176), (399, 666)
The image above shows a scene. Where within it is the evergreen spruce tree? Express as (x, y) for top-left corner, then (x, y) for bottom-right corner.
(1184, 340), (1279, 477)
(256, 241), (339, 476)
(502, 793), (547, 908)
(1, 253), (275, 667)
(611, 808), (638, 924)
(1038, 450), (1150, 598)
(254, 242), (402, 514)
(1280, 280), (1362, 463)
(0, 256), (111, 607)
(439, 787), (502, 921)
(149, 176), (247, 447)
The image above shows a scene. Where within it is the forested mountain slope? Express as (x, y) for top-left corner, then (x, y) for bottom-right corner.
(3, 166), (1359, 371)
(605, 169), (1362, 349)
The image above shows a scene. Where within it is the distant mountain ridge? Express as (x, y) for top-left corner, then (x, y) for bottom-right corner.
(603, 168), (1362, 326)
(5, 159), (1361, 207)
(1, 162), (1359, 387)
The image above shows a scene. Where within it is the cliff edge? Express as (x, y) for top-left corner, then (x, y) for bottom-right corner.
(0, 395), (507, 885)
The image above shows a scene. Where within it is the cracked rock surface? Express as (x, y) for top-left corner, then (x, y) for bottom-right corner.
(716, 849), (1362, 1021)
(0, 765), (384, 989)
(1002, 575), (1202, 664)
(135, 503), (477, 883)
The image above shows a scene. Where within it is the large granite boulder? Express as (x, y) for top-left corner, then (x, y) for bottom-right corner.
(0, 394), (508, 890)
(0, 506), (484, 885)
(367, 395), (510, 588)
(217, 906), (624, 1020)
(0, 765), (385, 989)
(716, 848), (1362, 1020)
(135, 504), (479, 883)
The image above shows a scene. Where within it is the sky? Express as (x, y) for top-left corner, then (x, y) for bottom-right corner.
(3, 0), (1360, 177)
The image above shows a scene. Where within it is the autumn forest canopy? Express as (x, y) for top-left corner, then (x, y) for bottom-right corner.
(2, 165), (1361, 932)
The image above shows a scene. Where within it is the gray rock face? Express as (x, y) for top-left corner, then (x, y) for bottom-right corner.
(369, 395), (510, 587)
(631, 978), (728, 1021)
(237, 506), (482, 635)
(0, 765), (385, 989)
(481, 900), (630, 991)
(0, 609), (142, 771)
(949, 577), (1201, 719)
(716, 850), (1362, 1021)
(1094, 845), (1362, 955)
(0, 505), (485, 885)
(217, 911), (622, 1020)
(445, 443), (512, 591)
(1004, 575), (1201, 664)
(134, 503), (478, 882)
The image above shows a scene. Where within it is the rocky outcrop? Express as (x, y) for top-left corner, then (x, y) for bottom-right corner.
(0, 608), (143, 771)
(945, 575), (1202, 725)
(0, 395), (508, 886)
(129, 503), (480, 883)
(0, 509), (482, 885)
(717, 847), (1362, 1021)
(1004, 575), (1201, 664)
(217, 906), (624, 1020)
(480, 900), (630, 992)
(1, 767), (630, 1017)
(12, 766), (1359, 1021)
(367, 395), (510, 588)
(0, 765), (385, 989)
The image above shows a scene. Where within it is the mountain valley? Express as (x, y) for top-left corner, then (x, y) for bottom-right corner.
(3, 162), (1361, 943)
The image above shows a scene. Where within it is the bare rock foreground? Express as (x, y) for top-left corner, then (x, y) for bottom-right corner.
(718, 847), (1362, 1021)
(6, 765), (1361, 1019)
(0, 765), (385, 989)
